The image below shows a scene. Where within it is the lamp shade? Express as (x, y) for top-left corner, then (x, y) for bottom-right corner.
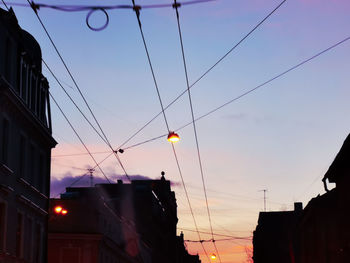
(167, 131), (180, 143)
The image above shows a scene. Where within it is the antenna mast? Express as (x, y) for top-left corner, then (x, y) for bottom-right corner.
(88, 168), (95, 187)
(259, 189), (268, 212)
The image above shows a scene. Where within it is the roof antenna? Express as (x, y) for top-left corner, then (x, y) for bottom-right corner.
(88, 168), (95, 187)
(259, 189), (268, 211)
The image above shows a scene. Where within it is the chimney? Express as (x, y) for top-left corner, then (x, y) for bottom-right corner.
(294, 202), (303, 211)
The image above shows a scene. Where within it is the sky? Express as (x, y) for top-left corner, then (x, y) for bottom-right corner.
(3, 0), (350, 262)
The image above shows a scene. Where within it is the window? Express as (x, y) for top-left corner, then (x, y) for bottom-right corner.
(1, 119), (9, 166)
(33, 223), (41, 263)
(39, 83), (47, 124)
(4, 38), (11, 82)
(0, 202), (6, 252)
(20, 58), (28, 103)
(29, 144), (35, 185)
(19, 135), (26, 178)
(25, 218), (33, 261)
(30, 70), (38, 113)
(16, 213), (24, 257)
(4, 37), (17, 88)
(38, 153), (44, 191)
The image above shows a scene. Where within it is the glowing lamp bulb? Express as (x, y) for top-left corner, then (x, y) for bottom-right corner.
(167, 132), (180, 143)
(211, 253), (216, 260)
(61, 209), (68, 215)
(54, 206), (63, 214)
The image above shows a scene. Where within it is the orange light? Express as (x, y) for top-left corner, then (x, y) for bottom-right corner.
(167, 131), (180, 143)
(54, 206), (63, 214)
(61, 209), (68, 215)
(211, 253), (216, 260)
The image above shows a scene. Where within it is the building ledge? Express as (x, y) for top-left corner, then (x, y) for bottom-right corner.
(17, 194), (47, 215)
(18, 177), (48, 199)
(0, 184), (14, 196)
(0, 164), (14, 176)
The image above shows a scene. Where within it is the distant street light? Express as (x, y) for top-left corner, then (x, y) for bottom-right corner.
(211, 253), (217, 260)
(54, 206), (63, 214)
(54, 205), (68, 215)
(61, 209), (68, 215)
(167, 131), (180, 143)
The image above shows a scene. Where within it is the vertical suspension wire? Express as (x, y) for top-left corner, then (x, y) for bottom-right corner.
(172, 1), (221, 262)
(131, 0), (170, 132)
(112, 0), (288, 153)
(26, 0), (132, 181)
(171, 143), (210, 262)
(130, 1), (210, 261)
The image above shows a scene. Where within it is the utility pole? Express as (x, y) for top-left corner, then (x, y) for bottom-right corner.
(88, 168), (95, 187)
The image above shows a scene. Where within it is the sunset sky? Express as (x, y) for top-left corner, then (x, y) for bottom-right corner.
(4, 0), (350, 262)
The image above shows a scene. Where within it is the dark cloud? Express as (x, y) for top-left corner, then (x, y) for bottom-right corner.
(50, 172), (181, 198)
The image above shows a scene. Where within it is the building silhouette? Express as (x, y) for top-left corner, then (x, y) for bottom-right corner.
(0, 7), (56, 263)
(298, 134), (350, 263)
(175, 232), (201, 263)
(48, 176), (200, 263)
(253, 134), (350, 263)
(253, 202), (303, 263)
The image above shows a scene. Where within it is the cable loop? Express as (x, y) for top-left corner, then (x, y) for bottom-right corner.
(86, 8), (109, 31)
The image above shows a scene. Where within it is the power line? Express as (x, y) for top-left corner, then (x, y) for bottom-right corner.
(113, 0), (287, 152)
(178, 228), (252, 240)
(49, 93), (111, 184)
(131, 0), (170, 132)
(42, 60), (109, 146)
(185, 238), (245, 243)
(3, 0), (215, 31)
(1, 2), (114, 192)
(53, 172), (88, 198)
(171, 144), (210, 262)
(120, 36), (350, 151)
(26, 1), (132, 181)
(1, 0), (9, 9)
(3, 0), (215, 11)
(52, 151), (111, 157)
(173, 1), (221, 262)
(130, 1), (209, 261)
(44, 58), (128, 180)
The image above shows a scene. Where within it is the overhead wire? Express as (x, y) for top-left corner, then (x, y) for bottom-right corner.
(0, 1), (114, 193)
(49, 34), (350, 202)
(185, 237), (250, 242)
(114, 0), (288, 152)
(42, 60), (109, 146)
(2, 0), (215, 12)
(53, 172), (88, 198)
(172, 1), (221, 262)
(49, 93), (111, 184)
(26, 0), (132, 181)
(52, 151), (111, 157)
(130, 0), (209, 261)
(178, 227), (252, 239)
(120, 36), (350, 151)
(1, 0), (9, 9)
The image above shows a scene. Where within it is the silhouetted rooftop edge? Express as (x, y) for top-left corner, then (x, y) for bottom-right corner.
(323, 133), (350, 183)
